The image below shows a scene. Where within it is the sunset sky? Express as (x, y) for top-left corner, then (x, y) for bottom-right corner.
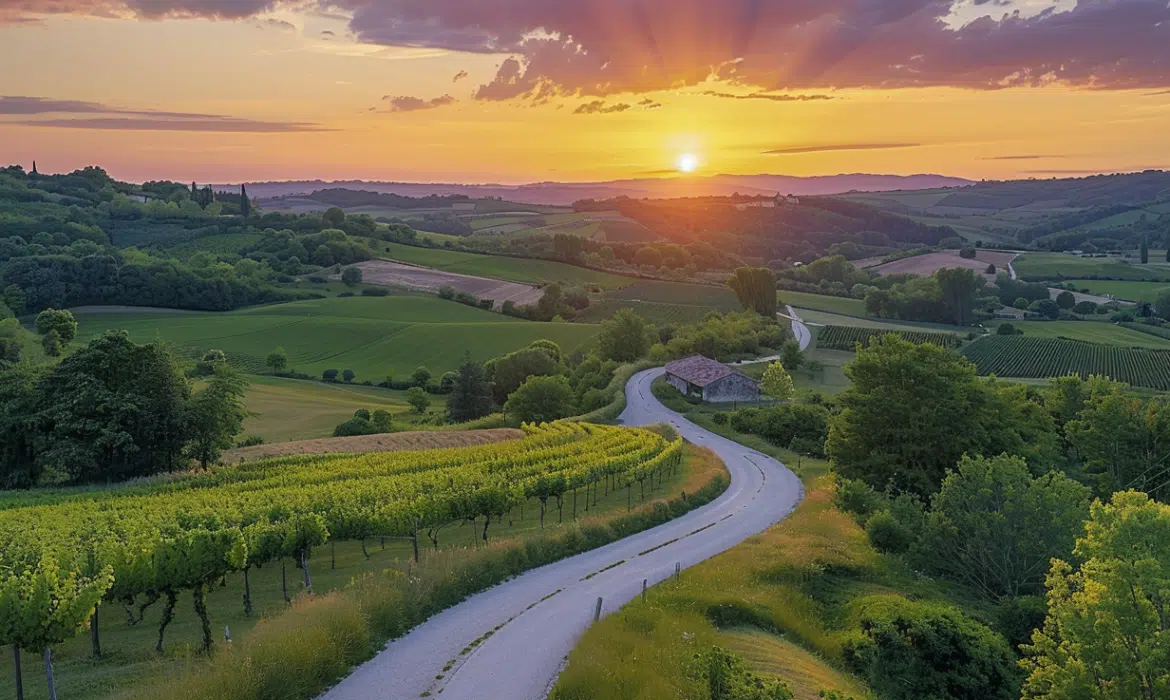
(1, 0), (1169, 184)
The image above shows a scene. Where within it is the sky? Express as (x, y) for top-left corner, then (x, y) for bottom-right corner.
(1, 0), (1169, 184)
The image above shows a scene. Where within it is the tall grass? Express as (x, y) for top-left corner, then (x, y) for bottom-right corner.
(134, 448), (728, 700)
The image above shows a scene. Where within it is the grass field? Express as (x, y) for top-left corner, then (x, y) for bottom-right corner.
(1008, 320), (1170, 349)
(608, 280), (742, 309)
(73, 295), (600, 380)
(1063, 279), (1170, 302)
(384, 244), (634, 289)
(779, 291), (868, 317)
(236, 375), (448, 443)
(574, 298), (718, 325)
(1013, 253), (1170, 281)
(0, 445), (722, 700)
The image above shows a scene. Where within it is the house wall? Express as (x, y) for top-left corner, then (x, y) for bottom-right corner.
(702, 373), (760, 403)
(665, 372), (698, 397)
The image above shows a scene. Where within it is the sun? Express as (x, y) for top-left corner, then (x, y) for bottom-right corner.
(677, 153), (699, 174)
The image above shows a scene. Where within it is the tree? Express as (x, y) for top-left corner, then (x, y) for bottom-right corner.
(323, 206), (346, 228)
(985, 263), (997, 275)
(412, 366), (432, 387)
(447, 354), (495, 422)
(844, 598), (1021, 700)
(3, 285), (25, 316)
(706, 646), (794, 700)
(406, 387), (430, 414)
(959, 246), (977, 259)
(266, 347), (288, 374)
(935, 267), (983, 325)
(1141, 234), (1149, 263)
(485, 347), (562, 404)
(1021, 491), (1170, 700)
(1014, 297), (1030, 310)
(727, 267), (778, 317)
(312, 245), (334, 267)
(920, 455), (1091, 600)
(504, 375), (575, 423)
(323, 369), (339, 382)
(1073, 300), (1098, 316)
(41, 329), (63, 357)
(341, 267), (363, 286)
(597, 309), (649, 362)
(34, 309), (77, 345)
(1065, 385), (1170, 497)
(761, 362), (794, 402)
(1055, 291), (1076, 310)
(342, 369), (355, 383)
(184, 366), (250, 469)
(1029, 299), (1060, 319)
(240, 184), (250, 217)
(371, 410), (392, 432)
(633, 246), (662, 267)
(780, 339), (803, 371)
(997, 323), (1017, 336)
(826, 335), (1056, 496)
(1154, 290), (1170, 320)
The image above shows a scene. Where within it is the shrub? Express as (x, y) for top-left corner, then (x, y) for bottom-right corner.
(361, 288), (389, 297)
(236, 435), (264, 448)
(834, 477), (884, 524)
(844, 598), (1021, 700)
(959, 247), (977, 259)
(997, 323), (1017, 336)
(712, 412), (729, 426)
(322, 369), (339, 382)
(865, 510), (913, 554)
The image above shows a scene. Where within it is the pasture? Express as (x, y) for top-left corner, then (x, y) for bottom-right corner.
(1013, 253), (1170, 281)
(384, 244), (633, 289)
(1006, 320), (1170, 349)
(1063, 279), (1170, 302)
(73, 295), (601, 380)
(779, 291), (868, 317)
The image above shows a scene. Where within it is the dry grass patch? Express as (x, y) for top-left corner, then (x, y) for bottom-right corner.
(221, 428), (524, 462)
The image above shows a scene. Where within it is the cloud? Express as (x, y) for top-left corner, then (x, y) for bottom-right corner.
(701, 91), (834, 102)
(320, 29), (335, 36)
(573, 100), (631, 114)
(7, 0), (1170, 97)
(256, 17), (294, 31)
(0, 95), (209, 118)
(382, 94), (457, 112)
(8, 117), (327, 132)
(453, 70), (468, 82)
(762, 143), (921, 155)
(982, 154), (1064, 160)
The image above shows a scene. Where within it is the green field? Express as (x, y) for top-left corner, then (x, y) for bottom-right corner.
(816, 325), (959, 351)
(797, 309), (968, 334)
(1064, 279), (1170, 302)
(384, 244), (633, 289)
(238, 376), (445, 443)
(574, 298), (717, 325)
(73, 296), (600, 380)
(608, 280), (742, 309)
(1013, 253), (1170, 281)
(779, 290), (868, 317)
(1008, 320), (1170, 349)
(962, 336), (1170, 389)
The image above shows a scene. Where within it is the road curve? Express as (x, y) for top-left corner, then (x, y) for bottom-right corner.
(320, 368), (804, 700)
(786, 305), (812, 351)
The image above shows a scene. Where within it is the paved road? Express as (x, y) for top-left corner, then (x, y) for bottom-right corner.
(320, 368), (803, 700)
(786, 305), (812, 350)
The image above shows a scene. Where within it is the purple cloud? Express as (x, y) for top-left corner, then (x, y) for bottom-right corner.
(382, 94), (457, 112)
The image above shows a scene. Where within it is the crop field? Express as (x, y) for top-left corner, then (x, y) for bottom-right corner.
(574, 298), (719, 325)
(1063, 279), (1170, 302)
(384, 244), (633, 289)
(961, 336), (1170, 389)
(167, 232), (263, 258)
(0, 423), (694, 700)
(609, 280), (742, 309)
(73, 296), (600, 379)
(354, 259), (543, 308)
(778, 291), (868, 317)
(1008, 321), (1170, 349)
(816, 325), (960, 351)
(1013, 253), (1170, 281)
(1120, 322), (1170, 340)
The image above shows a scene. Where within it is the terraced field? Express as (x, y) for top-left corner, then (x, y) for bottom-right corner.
(74, 296), (600, 379)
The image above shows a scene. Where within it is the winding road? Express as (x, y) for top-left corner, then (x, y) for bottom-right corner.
(320, 368), (804, 700)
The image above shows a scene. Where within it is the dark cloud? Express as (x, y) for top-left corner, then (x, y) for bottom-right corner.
(8, 117), (327, 132)
(762, 143), (920, 155)
(320, 29), (335, 36)
(453, 70), (469, 82)
(0, 95), (209, 118)
(702, 91), (834, 102)
(573, 100), (631, 114)
(382, 94), (457, 112)
(7, 0), (1170, 96)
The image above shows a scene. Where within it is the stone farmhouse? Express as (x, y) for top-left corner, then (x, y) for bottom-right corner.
(664, 355), (760, 403)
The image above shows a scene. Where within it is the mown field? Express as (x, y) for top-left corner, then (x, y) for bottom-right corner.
(73, 295), (600, 380)
(1013, 253), (1170, 281)
(1063, 279), (1170, 302)
(962, 336), (1170, 389)
(779, 291), (868, 317)
(383, 244), (633, 290)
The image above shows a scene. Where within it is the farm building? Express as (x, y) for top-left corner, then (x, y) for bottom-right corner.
(664, 355), (760, 403)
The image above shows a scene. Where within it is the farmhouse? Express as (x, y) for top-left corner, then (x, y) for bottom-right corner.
(664, 355), (760, 403)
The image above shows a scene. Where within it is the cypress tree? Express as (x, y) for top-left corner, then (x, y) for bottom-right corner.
(240, 184), (251, 217)
(31, 161), (37, 175)
(1141, 235), (1149, 264)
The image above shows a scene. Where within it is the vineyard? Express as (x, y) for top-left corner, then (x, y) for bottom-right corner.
(816, 325), (960, 351)
(0, 422), (682, 688)
(961, 336), (1170, 389)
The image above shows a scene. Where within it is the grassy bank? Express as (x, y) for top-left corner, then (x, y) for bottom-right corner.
(2, 446), (727, 700)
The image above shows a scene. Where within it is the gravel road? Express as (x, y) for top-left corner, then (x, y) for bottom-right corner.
(319, 368), (803, 700)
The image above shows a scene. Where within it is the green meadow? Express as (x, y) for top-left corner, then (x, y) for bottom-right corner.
(383, 243), (634, 289)
(73, 295), (601, 381)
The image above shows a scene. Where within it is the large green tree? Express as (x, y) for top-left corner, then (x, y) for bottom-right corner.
(597, 308), (650, 362)
(1066, 384), (1170, 497)
(505, 375), (575, 424)
(935, 267), (983, 325)
(727, 267), (778, 317)
(184, 366), (250, 469)
(826, 335), (1057, 495)
(921, 454), (1091, 600)
(1022, 491), (1170, 700)
(486, 346), (563, 404)
(447, 354), (495, 422)
(34, 308), (78, 345)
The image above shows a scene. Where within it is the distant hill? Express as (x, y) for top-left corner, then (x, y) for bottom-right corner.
(217, 173), (973, 207)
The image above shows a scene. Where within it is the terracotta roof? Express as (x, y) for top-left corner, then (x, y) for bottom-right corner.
(665, 355), (749, 388)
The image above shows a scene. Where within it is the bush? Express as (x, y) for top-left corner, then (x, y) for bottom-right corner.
(834, 477), (884, 524)
(843, 598), (1021, 700)
(712, 412), (729, 426)
(997, 323), (1017, 336)
(959, 247), (977, 259)
(322, 369), (339, 382)
(865, 510), (914, 554)
(728, 404), (829, 455)
(360, 287), (389, 297)
(236, 435), (265, 448)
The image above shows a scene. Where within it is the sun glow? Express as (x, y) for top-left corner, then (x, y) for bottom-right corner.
(677, 153), (699, 173)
